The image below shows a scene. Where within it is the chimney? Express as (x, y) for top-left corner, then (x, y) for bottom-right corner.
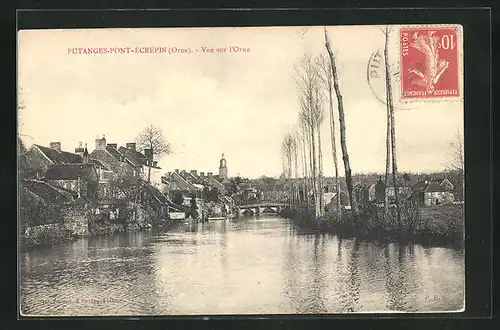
(153, 161), (158, 167)
(200, 172), (205, 177)
(107, 143), (117, 149)
(167, 172), (171, 177)
(126, 143), (136, 151)
(175, 169), (179, 173)
(95, 136), (106, 151)
(144, 148), (153, 160)
(190, 170), (197, 176)
(74, 141), (85, 156)
(49, 142), (61, 152)
(207, 172), (213, 178)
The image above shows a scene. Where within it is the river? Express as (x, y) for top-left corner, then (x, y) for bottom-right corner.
(20, 216), (464, 316)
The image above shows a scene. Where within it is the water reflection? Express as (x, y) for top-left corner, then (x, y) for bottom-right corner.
(20, 216), (464, 315)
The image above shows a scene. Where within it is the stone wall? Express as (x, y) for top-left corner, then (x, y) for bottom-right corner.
(60, 204), (90, 238)
(21, 204), (90, 247)
(22, 223), (71, 247)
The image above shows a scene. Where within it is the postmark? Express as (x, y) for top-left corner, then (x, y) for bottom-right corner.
(367, 49), (421, 111)
(400, 26), (461, 101)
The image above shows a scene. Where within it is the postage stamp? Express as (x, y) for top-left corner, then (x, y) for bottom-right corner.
(400, 25), (461, 100)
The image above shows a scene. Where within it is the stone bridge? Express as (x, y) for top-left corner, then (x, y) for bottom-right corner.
(236, 202), (285, 216)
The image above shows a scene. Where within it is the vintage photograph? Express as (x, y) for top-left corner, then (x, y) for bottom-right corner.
(18, 25), (464, 316)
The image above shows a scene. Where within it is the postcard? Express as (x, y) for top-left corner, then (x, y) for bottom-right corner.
(18, 25), (464, 316)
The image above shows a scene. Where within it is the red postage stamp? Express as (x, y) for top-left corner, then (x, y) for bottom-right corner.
(400, 26), (461, 100)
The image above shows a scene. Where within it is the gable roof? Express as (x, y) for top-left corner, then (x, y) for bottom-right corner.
(89, 158), (111, 171)
(208, 176), (225, 189)
(118, 146), (148, 167)
(167, 171), (198, 191)
(33, 144), (84, 164)
(61, 151), (83, 163)
(33, 144), (69, 164)
(180, 170), (198, 182)
(21, 179), (75, 204)
(141, 183), (170, 205)
(88, 149), (126, 173)
(106, 146), (125, 162)
(424, 182), (448, 193)
(45, 163), (98, 181)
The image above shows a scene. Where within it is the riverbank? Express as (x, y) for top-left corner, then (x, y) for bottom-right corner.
(20, 203), (176, 250)
(281, 203), (464, 247)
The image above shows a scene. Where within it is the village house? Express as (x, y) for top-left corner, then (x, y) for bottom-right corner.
(179, 170), (206, 187)
(163, 169), (202, 195)
(89, 137), (135, 178)
(355, 175), (414, 206)
(140, 183), (172, 220)
(44, 162), (99, 200)
(430, 176), (455, 191)
(355, 178), (385, 206)
(324, 190), (350, 214)
(21, 140), (104, 200)
(23, 142), (84, 178)
(200, 172), (227, 194)
(72, 142), (115, 198)
(409, 180), (455, 206)
(385, 185), (413, 201)
(118, 143), (163, 188)
(162, 154), (232, 202)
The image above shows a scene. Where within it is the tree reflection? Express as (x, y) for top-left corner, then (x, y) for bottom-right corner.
(345, 239), (361, 312)
(383, 244), (419, 311)
(306, 234), (327, 313)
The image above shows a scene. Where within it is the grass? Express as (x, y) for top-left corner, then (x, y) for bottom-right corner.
(281, 203), (464, 247)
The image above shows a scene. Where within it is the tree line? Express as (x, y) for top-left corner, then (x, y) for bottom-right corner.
(280, 27), (465, 227)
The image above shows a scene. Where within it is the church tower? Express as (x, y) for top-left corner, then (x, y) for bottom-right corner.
(219, 153), (228, 182)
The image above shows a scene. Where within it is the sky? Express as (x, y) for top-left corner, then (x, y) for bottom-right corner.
(18, 26), (463, 179)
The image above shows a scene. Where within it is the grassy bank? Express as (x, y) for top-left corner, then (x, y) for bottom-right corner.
(281, 203), (464, 247)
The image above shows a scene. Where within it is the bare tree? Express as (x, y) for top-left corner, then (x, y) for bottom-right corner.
(381, 26), (401, 228)
(296, 53), (324, 217)
(317, 53), (342, 216)
(298, 118), (309, 209)
(324, 28), (359, 217)
(446, 130), (465, 202)
(282, 133), (295, 206)
(291, 132), (299, 204)
(315, 97), (325, 216)
(136, 124), (172, 183)
(381, 27), (392, 217)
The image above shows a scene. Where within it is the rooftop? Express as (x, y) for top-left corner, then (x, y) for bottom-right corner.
(45, 163), (98, 181)
(34, 144), (82, 164)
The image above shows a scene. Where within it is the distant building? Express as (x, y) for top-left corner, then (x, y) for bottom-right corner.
(89, 136), (135, 177)
(219, 153), (229, 183)
(410, 180), (455, 206)
(324, 191), (350, 214)
(24, 142), (84, 178)
(163, 154), (229, 197)
(118, 143), (163, 188)
(162, 169), (201, 194)
(204, 172), (226, 194)
(355, 177), (385, 205)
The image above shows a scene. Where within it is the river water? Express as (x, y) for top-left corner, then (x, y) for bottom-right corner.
(20, 216), (464, 316)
